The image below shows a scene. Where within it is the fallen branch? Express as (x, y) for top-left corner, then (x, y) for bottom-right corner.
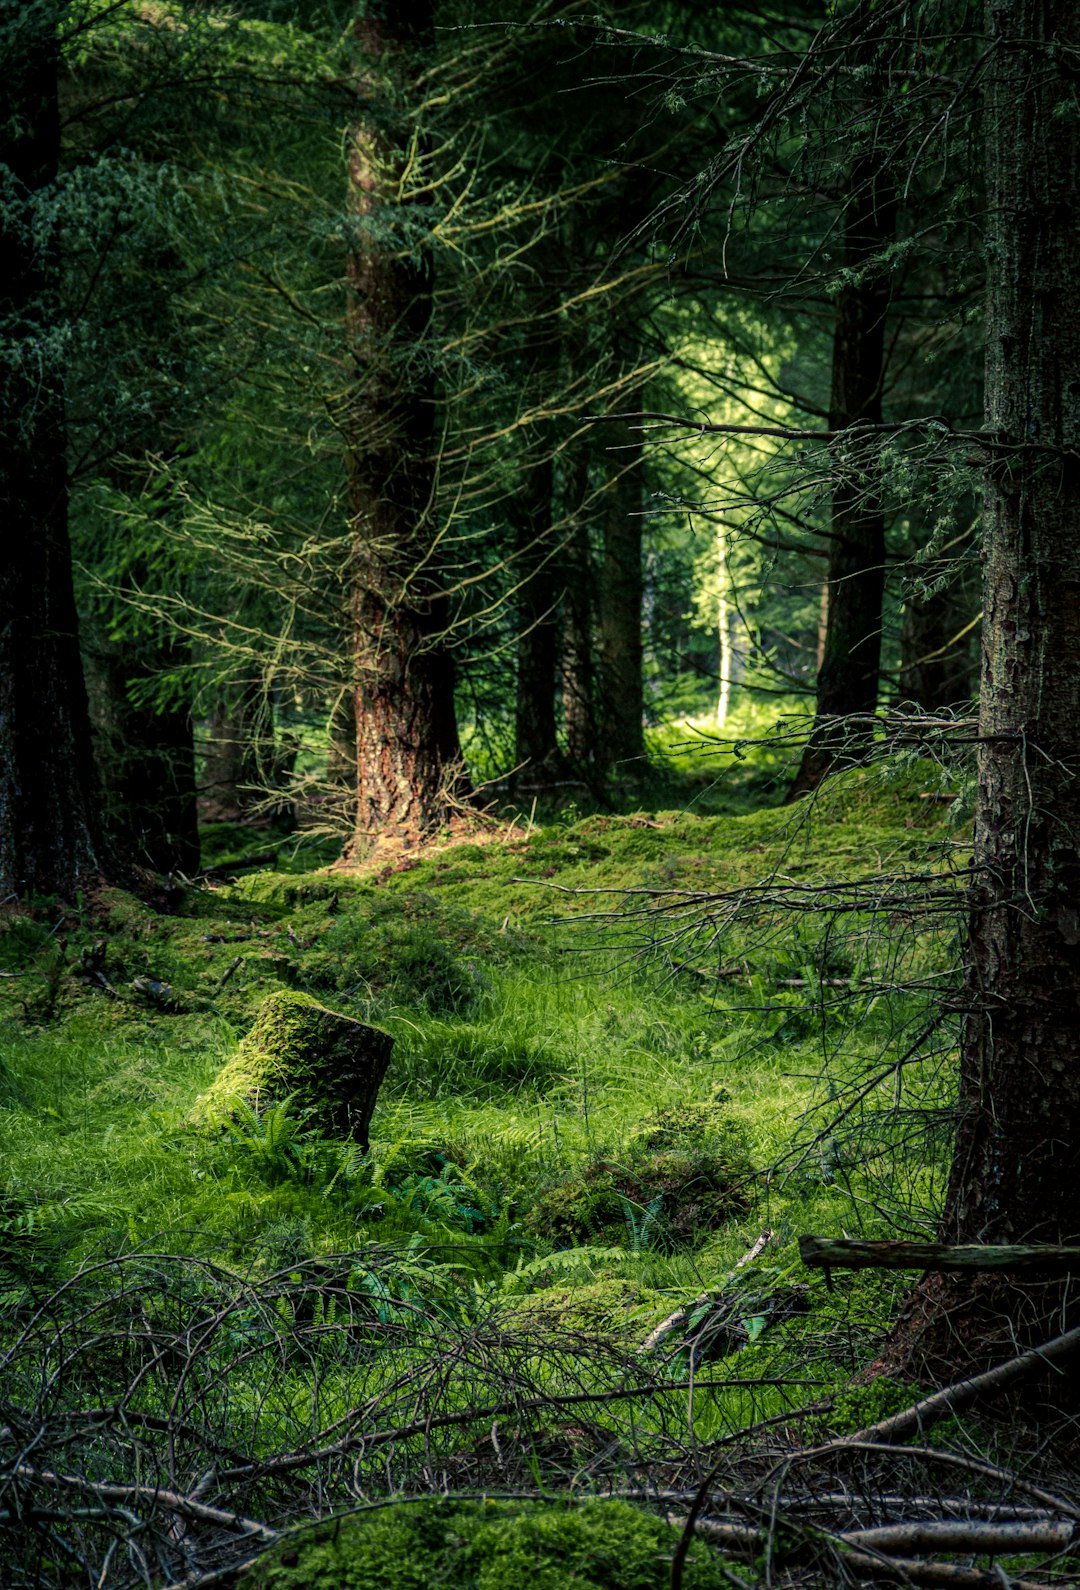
(845, 1518), (1075, 1553)
(810, 1322), (1080, 1447)
(641, 1232), (775, 1354)
(14, 1463), (277, 1541)
(683, 1517), (1057, 1589)
(799, 1235), (1080, 1273)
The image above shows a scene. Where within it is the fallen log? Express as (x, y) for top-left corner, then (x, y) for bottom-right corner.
(799, 1235), (1080, 1273)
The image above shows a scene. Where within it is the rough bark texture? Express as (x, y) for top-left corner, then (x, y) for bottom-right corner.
(886, 0), (1080, 1380)
(599, 414), (645, 774)
(0, 7), (108, 899)
(787, 154), (894, 800)
(562, 446), (598, 771)
(514, 451), (566, 778)
(85, 628), (199, 876)
(342, 1), (465, 856)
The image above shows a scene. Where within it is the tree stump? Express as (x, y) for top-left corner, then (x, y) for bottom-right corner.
(194, 990), (392, 1147)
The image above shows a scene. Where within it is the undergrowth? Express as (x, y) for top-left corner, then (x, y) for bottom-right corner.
(0, 759), (966, 1586)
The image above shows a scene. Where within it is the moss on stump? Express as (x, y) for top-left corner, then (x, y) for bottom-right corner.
(193, 990), (391, 1146)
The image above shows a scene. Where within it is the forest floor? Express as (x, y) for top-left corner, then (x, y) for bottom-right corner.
(0, 734), (998, 1589)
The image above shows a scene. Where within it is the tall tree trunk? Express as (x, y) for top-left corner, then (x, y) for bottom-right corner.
(85, 629), (199, 875)
(0, 5), (108, 899)
(341, 1), (465, 856)
(787, 156), (895, 800)
(885, 0), (1080, 1381)
(202, 680), (264, 821)
(898, 583), (979, 712)
(514, 450), (565, 778)
(562, 446), (598, 771)
(599, 414), (646, 774)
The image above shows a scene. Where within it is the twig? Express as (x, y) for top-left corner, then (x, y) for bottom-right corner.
(214, 955), (243, 992)
(680, 1516), (1058, 1589)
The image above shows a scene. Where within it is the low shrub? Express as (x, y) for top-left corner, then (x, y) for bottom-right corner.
(527, 1097), (754, 1250)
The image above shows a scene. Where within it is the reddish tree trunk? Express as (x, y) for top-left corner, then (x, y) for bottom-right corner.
(885, 0), (1080, 1381)
(341, 1), (465, 855)
(0, 6), (108, 899)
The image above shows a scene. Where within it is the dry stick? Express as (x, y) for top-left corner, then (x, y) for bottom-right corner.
(840, 1321), (1080, 1447)
(681, 1518), (1057, 1590)
(672, 1324), (1080, 1588)
(213, 1373), (829, 1486)
(641, 1232), (775, 1354)
(844, 1519), (1075, 1553)
(13, 1464), (277, 1541)
(214, 955), (243, 993)
(788, 1442), (1080, 1526)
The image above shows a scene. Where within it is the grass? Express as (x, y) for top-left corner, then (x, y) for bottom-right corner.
(0, 749), (970, 1584)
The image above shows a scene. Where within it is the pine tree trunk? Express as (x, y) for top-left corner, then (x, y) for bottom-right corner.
(85, 630), (199, 876)
(599, 414), (645, 774)
(562, 447), (598, 772)
(514, 451), (565, 778)
(0, 7), (108, 900)
(898, 584), (978, 712)
(341, 2), (465, 856)
(202, 681), (264, 821)
(885, 0), (1080, 1381)
(787, 155), (894, 800)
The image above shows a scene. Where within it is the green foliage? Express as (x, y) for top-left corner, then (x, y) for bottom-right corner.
(240, 1499), (732, 1590)
(305, 893), (509, 1017)
(526, 1098), (754, 1252)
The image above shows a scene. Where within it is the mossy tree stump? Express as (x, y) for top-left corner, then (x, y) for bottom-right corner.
(195, 990), (392, 1146)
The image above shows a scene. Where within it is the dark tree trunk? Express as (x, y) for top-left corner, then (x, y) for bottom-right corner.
(514, 452), (566, 778)
(0, 6), (108, 899)
(885, 0), (1080, 1381)
(202, 680), (264, 821)
(562, 446), (598, 771)
(341, 1), (465, 854)
(787, 157), (895, 800)
(85, 630), (199, 876)
(599, 414), (646, 774)
(897, 583), (979, 712)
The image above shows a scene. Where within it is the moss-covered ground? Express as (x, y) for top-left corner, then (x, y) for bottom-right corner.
(0, 744), (974, 1585)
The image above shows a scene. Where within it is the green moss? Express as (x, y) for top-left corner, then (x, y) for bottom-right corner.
(507, 1277), (660, 1339)
(526, 1095), (754, 1250)
(191, 990), (391, 1139)
(240, 1499), (732, 1590)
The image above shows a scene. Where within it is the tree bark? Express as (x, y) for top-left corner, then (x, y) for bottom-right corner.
(787, 153), (895, 799)
(341, 1), (465, 856)
(886, 0), (1080, 1380)
(599, 413), (646, 774)
(0, 5), (108, 900)
(514, 450), (566, 778)
(562, 445), (598, 771)
(85, 627), (199, 876)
